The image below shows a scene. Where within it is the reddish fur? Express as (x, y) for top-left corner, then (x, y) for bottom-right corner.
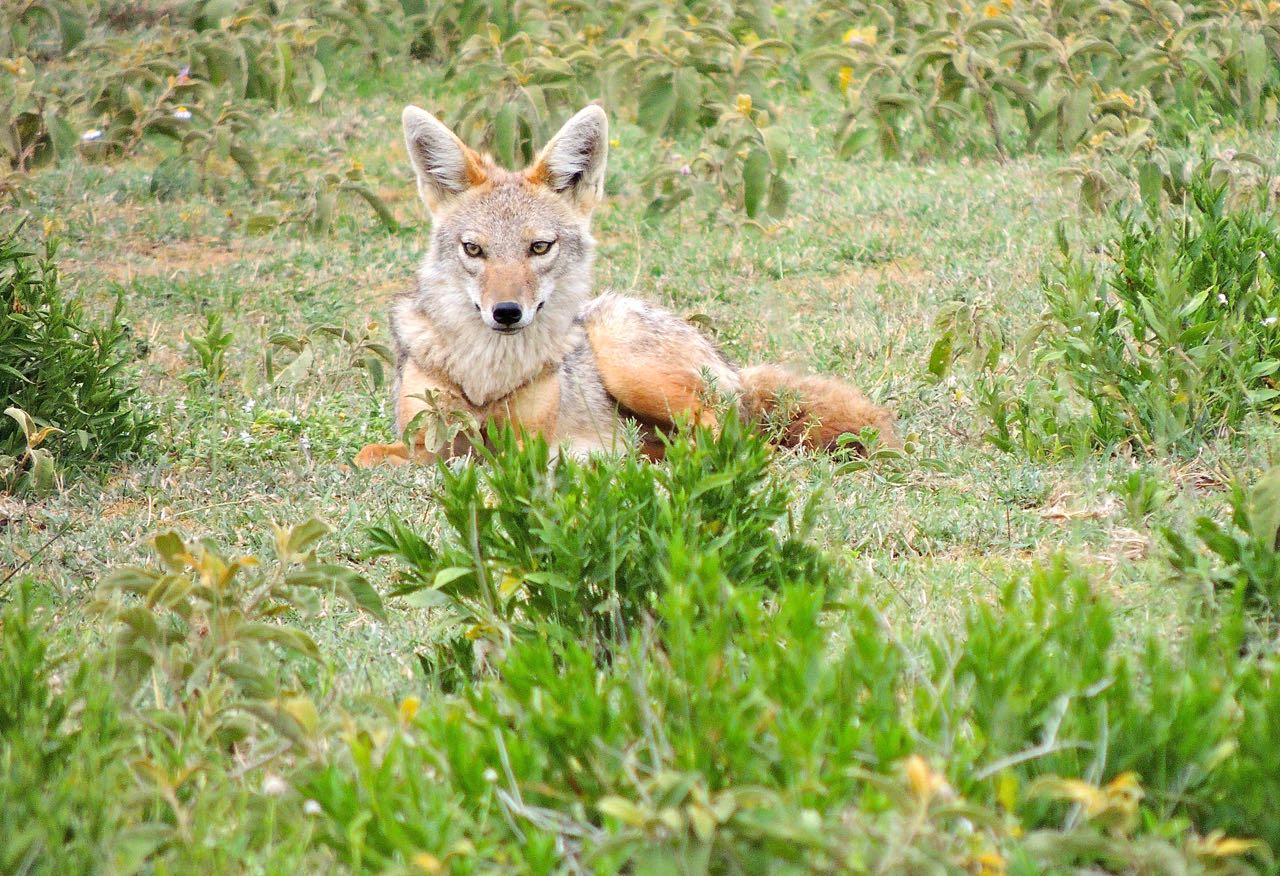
(590, 333), (714, 427)
(739, 365), (898, 452)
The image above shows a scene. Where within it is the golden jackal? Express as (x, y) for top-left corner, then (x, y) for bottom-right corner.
(354, 104), (895, 466)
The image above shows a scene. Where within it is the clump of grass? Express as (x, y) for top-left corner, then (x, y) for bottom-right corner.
(0, 228), (153, 485)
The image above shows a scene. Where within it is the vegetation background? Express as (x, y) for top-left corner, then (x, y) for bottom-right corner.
(3, 0), (1280, 873)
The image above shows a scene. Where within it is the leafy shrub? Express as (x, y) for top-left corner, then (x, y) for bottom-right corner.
(305, 542), (1277, 872)
(306, 430), (1280, 871)
(1167, 467), (1280, 638)
(369, 417), (828, 656)
(982, 176), (1280, 457)
(97, 518), (384, 749)
(0, 583), (138, 876)
(0, 230), (153, 483)
(807, 0), (1280, 162)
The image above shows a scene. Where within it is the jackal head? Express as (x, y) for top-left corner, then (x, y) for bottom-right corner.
(402, 104), (607, 335)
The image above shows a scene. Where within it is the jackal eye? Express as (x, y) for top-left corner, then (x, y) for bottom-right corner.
(461, 241), (484, 258)
(528, 240), (553, 256)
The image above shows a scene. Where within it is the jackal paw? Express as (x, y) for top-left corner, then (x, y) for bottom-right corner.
(353, 442), (411, 468)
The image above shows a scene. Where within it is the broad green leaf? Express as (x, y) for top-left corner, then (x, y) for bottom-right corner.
(742, 149), (770, 219)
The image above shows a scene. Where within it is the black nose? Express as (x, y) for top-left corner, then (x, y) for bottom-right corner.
(492, 302), (523, 326)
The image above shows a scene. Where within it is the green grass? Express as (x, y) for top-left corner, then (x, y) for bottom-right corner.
(4, 11), (1280, 873)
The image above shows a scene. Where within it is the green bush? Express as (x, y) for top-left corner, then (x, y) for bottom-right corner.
(0, 584), (138, 876)
(983, 175), (1280, 457)
(1167, 467), (1280, 638)
(308, 432), (1280, 872)
(304, 544), (1280, 872)
(370, 418), (828, 658)
(0, 229), (153, 484)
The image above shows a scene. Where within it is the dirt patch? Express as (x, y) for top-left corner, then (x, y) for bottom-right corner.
(67, 238), (249, 284)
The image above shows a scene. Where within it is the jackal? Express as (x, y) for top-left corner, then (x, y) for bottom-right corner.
(353, 104), (895, 466)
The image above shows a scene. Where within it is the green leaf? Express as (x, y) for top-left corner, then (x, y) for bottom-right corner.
(598, 795), (649, 827)
(229, 143), (259, 185)
(306, 57), (327, 104)
(928, 331), (954, 379)
(153, 532), (190, 571)
(493, 103), (518, 167)
(434, 566), (474, 590)
(637, 74), (676, 134)
(284, 518), (331, 560)
(1138, 162), (1163, 212)
(766, 174), (790, 218)
(1244, 466), (1280, 548)
(239, 621), (322, 660)
(742, 149), (770, 219)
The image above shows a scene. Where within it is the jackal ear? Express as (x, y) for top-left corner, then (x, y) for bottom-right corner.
(402, 105), (487, 212)
(527, 105), (608, 213)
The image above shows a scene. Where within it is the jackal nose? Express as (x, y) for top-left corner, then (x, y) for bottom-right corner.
(492, 302), (523, 326)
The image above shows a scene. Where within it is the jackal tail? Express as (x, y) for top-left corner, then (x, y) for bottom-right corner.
(739, 365), (898, 452)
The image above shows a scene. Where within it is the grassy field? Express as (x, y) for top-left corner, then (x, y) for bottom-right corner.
(5, 2), (1280, 874)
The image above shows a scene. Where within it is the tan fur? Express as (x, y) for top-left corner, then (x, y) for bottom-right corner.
(354, 105), (896, 468)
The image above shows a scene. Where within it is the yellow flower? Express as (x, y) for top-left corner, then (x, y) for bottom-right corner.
(996, 773), (1018, 811)
(838, 65), (854, 92)
(736, 93), (753, 115)
(843, 26), (878, 47)
(399, 696), (420, 723)
(608, 138), (620, 148)
(904, 754), (951, 803)
(411, 852), (443, 874)
(972, 851), (1006, 876)
(1107, 88), (1135, 108)
(1001, 0), (1014, 8)
(686, 14), (699, 26)
(984, 2), (1002, 15)
(1191, 831), (1264, 859)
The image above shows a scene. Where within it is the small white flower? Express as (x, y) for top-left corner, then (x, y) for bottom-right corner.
(1218, 293), (1229, 305)
(1088, 311), (1101, 318)
(81, 129), (103, 142)
(261, 774), (288, 796)
(1263, 316), (1278, 327)
(172, 106), (192, 121)
(242, 398), (256, 414)
(483, 767), (499, 783)
(175, 399), (187, 413)
(239, 430), (253, 445)
(1071, 325), (1081, 332)
(302, 799), (323, 816)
